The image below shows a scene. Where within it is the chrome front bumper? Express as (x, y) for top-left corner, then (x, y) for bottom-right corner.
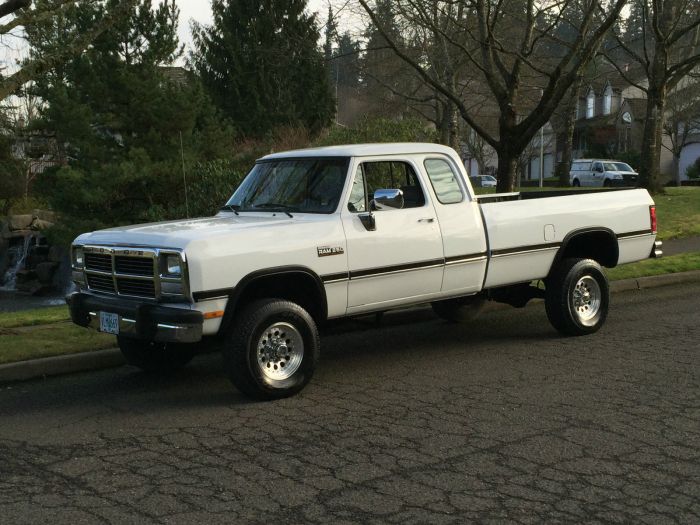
(67, 292), (203, 344)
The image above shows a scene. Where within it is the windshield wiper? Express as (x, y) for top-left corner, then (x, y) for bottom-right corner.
(253, 202), (296, 218)
(219, 204), (240, 215)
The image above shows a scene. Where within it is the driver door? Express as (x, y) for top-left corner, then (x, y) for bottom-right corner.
(341, 158), (444, 312)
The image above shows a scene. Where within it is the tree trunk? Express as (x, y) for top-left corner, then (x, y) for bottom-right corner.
(496, 110), (521, 192)
(672, 154), (681, 186)
(495, 151), (518, 193)
(559, 79), (582, 186)
(639, 88), (666, 193)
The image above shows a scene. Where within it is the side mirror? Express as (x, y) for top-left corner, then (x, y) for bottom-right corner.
(372, 189), (404, 210)
(596, 166), (604, 173)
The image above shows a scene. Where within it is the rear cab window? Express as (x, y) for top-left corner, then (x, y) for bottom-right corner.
(424, 158), (464, 204)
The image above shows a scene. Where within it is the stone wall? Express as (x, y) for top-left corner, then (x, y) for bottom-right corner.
(0, 210), (66, 295)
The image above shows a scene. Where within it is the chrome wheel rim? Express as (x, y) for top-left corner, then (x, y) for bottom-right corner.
(571, 276), (601, 326)
(256, 322), (304, 381)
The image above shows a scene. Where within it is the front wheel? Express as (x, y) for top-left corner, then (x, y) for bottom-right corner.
(572, 179), (581, 187)
(224, 299), (320, 400)
(117, 337), (196, 373)
(545, 258), (609, 336)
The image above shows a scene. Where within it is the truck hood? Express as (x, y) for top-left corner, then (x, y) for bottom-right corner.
(75, 213), (297, 249)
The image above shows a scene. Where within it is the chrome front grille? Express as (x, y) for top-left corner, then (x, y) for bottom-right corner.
(84, 253), (112, 272)
(79, 246), (188, 301)
(86, 273), (116, 294)
(116, 277), (156, 298)
(115, 256), (154, 277)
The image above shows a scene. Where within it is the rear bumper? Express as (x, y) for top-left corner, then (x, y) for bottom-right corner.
(67, 292), (203, 343)
(650, 240), (663, 258)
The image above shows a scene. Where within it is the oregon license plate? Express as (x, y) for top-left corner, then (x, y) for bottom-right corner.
(99, 311), (120, 335)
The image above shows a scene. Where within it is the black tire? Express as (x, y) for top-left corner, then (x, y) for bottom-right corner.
(603, 179), (612, 187)
(117, 337), (196, 373)
(572, 179), (581, 187)
(545, 258), (609, 336)
(431, 295), (486, 323)
(223, 299), (320, 400)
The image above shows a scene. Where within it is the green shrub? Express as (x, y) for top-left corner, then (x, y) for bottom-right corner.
(686, 157), (700, 179)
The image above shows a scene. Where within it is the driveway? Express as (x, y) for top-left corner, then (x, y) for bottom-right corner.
(0, 283), (698, 523)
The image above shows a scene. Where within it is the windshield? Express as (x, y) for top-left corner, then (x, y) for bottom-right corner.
(604, 162), (633, 172)
(225, 157), (350, 214)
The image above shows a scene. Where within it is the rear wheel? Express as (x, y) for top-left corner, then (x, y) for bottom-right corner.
(223, 299), (319, 400)
(117, 337), (196, 373)
(545, 258), (609, 336)
(431, 295), (486, 323)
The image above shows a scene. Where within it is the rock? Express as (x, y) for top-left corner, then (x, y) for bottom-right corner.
(30, 218), (55, 231)
(32, 209), (57, 223)
(35, 262), (59, 284)
(8, 214), (34, 231)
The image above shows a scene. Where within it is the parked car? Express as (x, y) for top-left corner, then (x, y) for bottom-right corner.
(569, 159), (639, 187)
(67, 143), (661, 399)
(470, 175), (497, 188)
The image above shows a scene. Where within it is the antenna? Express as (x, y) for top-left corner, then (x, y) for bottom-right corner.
(180, 131), (190, 218)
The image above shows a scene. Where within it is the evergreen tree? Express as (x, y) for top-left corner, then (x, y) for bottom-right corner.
(190, 0), (335, 137)
(25, 0), (234, 231)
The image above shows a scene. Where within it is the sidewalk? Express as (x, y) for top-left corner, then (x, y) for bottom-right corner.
(661, 235), (700, 256)
(1, 269), (700, 385)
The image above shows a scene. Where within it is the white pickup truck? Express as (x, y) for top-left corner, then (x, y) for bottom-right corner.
(67, 143), (661, 399)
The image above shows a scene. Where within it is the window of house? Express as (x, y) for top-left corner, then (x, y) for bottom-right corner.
(603, 85), (613, 115)
(347, 161), (426, 212)
(424, 158), (463, 204)
(586, 90), (595, 119)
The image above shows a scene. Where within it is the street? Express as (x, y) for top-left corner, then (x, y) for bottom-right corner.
(0, 282), (698, 524)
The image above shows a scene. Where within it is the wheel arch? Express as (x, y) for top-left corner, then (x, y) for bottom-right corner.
(218, 266), (328, 335)
(549, 228), (619, 275)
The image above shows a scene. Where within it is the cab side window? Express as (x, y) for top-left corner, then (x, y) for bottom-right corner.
(347, 161), (426, 212)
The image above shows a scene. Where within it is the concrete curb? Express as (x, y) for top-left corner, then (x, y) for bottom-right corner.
(2, 269), (700, 385)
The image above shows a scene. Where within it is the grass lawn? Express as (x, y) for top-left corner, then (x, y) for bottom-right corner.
(0, 323), (114, 365)
(652, 187), (700, 240)
(0, 305), (70, 329)
(605, 251), (700, 281)
(475, 186), (700, 240)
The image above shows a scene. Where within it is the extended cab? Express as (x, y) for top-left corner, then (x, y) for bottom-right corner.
(67, 144), (661, 399)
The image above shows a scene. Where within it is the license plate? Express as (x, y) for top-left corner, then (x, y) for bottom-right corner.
(99, 311), (120, 335)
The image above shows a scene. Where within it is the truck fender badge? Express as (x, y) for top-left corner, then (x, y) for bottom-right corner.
(317, 246), (344, 257)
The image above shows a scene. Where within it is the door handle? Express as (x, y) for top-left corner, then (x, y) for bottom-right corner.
(418, 217), (435, 223)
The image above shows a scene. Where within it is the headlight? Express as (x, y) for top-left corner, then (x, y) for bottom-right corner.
(164, 254), (182, 276)
(613, 173), (623, 179)
(72, 247), (84, 268)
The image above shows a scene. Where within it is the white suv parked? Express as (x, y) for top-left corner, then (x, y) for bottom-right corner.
(570, 159), (639, 187)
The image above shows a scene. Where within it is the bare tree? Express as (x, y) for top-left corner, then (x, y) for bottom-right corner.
(0, 0), (136, 101)
(357, 0), (627, 192)
(607, 0), (700, 191)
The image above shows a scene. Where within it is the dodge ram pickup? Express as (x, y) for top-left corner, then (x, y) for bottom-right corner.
(67, 143), (661, 399)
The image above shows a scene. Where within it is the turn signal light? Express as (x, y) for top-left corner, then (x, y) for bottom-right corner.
(650, 205), (657, 234)
(203, 310), (225, 320)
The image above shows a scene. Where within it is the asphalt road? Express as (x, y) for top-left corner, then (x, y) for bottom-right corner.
(0, 283), (698, 524)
